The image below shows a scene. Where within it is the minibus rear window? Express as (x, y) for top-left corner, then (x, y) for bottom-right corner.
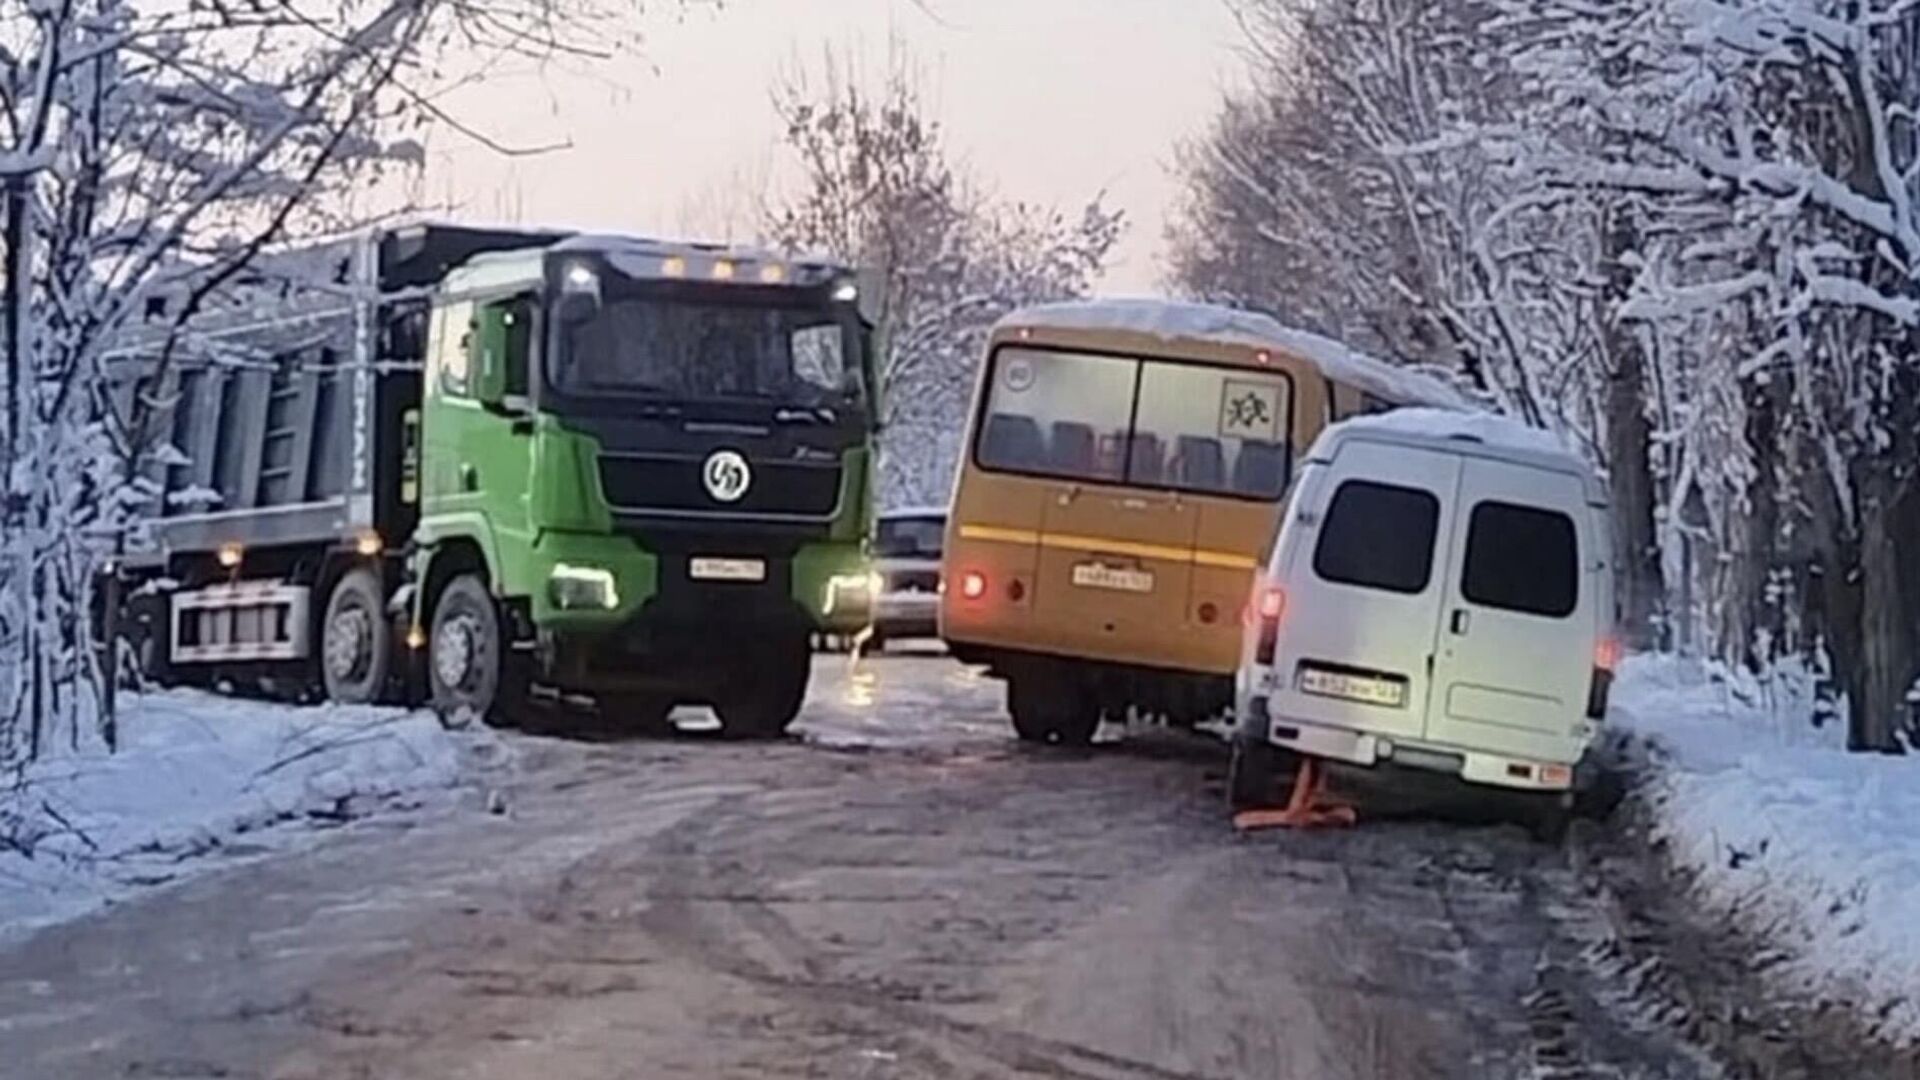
(1312, 480), (1439, 594)
(1462, 501), (1578, 618)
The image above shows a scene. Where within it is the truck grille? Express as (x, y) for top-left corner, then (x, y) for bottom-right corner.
(598, 453), (842, 519)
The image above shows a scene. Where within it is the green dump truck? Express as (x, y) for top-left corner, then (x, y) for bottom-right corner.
(117, 223), (878, 735)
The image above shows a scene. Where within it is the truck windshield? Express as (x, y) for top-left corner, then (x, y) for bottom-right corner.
(550, 293), (863, 407)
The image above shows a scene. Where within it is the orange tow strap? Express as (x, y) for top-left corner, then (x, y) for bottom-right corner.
(1232, 756), (1358, 831)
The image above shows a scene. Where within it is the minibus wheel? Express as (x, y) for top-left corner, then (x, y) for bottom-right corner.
(1525, 793), (1574, 845)
(1228, 736), (1284, 810)
(1008, 669), (1098, 746)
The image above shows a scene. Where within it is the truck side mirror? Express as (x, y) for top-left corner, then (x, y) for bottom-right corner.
(471, 304), (511, 408)
(555, 290), (599, 326)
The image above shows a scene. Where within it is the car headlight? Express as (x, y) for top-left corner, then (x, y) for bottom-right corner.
(550, 563), (619, 611)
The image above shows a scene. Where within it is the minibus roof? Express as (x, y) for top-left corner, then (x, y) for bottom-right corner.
(993, 299), (1476, 410)
(1310, 409), (1610, 508)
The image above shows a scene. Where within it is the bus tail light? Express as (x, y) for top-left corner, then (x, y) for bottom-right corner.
(959, 571), (988, 601)
(1255, 585), (1286, 665)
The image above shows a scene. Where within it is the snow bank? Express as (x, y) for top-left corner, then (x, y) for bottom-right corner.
(997, 298), (1478, 410)
(0, 693), (492, 940)
(1314, 406), (1578, 459)
(1612, 656), (1920, 1043)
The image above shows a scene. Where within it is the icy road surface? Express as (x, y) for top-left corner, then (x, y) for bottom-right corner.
(2, 651), (1721, 1079)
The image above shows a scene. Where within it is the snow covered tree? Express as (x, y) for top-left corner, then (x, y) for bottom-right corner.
(1497, 0), (1920, 749)
(0, 0), (660, 765)
(766, 51), (1123, 507)
(1175, 0), (1919, 749)
(1170, 0), (1670, 647)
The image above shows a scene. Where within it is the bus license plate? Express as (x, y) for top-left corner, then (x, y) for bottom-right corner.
(1298, 666), (1407, 708)
(690, 557), (766, 582)
(1071, 563), (1154, 593)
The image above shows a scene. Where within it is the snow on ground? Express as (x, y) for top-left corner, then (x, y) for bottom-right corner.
(0, 692), (496, 942)
(1612, 655), (1920, 1044)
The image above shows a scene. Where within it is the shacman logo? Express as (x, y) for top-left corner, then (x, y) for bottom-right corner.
(702, 450), (752, 503)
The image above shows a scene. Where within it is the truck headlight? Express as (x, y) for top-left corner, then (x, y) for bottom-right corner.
(823, 571), (881, 615)
(550, 563), (619, 611)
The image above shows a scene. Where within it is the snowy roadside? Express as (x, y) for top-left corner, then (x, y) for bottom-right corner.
(0, 692), (504, 942)
(1611, 656), (1920, 1046)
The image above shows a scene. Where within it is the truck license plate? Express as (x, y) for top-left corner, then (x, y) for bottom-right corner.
(690, 557), (766, 582)
(1298, 666), (1407, 708)
(1070, 562), (1154, 593)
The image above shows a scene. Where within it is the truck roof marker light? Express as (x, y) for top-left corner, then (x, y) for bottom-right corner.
(354, 531), (382, 557)
(832, 280), (858, 303)
(759, 263), (787, 284)
(661, 256), (686, 277)
(712, 259), (736, 281)
(563, 262), (598, 292)
(216, 542), (243, 568)
(960, 571), (988, 600)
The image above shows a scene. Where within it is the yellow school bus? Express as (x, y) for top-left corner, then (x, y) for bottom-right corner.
(940, 300), (1468, 744)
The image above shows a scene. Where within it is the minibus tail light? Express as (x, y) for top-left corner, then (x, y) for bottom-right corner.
(1255, 585), (1285, 665)
(1587, 636), (1620, 719)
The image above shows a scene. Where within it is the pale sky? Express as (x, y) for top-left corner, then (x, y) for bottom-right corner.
(410, 0), (1249, 294)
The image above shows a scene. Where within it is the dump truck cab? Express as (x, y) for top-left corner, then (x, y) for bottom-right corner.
(118, 223), (876, 737)
(410, 235), (877, 731)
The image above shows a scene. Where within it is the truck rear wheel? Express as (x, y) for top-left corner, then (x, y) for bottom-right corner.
(429, 574), (527, 729)
(714, 639), (808, 739)
(321, 568), (391, 706)
(1008, 668), (1099, 746)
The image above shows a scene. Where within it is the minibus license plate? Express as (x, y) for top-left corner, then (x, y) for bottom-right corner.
(1071, 563), (1154, 593)
(1299, 666), (1407, 708)
(690, 557), (766, 582)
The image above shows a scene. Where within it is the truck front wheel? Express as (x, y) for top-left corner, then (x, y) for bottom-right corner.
(321, 568), (392, 705)
(714, 639), (808, 739)
(429, 574), (527, 729)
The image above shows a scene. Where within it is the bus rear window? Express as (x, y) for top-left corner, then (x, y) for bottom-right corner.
(974, 345), (1294, 499)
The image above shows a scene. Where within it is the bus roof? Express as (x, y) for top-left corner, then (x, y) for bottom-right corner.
(994, 299), (1475, 410)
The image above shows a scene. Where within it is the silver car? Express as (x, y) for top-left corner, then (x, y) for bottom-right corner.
(870, 507), (946, 651)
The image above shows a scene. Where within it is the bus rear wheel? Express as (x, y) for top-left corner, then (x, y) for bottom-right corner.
(1008, 668), (1099, 746)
